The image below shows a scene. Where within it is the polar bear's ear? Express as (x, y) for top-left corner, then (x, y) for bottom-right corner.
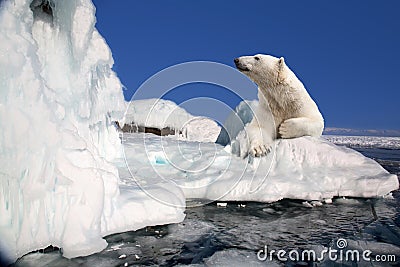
(278, 57), (285, 66)
(277, 57), (286, 84)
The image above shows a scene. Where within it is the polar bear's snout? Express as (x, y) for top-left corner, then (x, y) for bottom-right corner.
(234, 57), (251, 72)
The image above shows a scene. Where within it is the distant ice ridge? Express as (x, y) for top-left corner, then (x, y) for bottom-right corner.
(124, 98), (221, 142)
(323, 127), (400, 137)
(0, 0), (184, 263)
(323, 135), (400, 149)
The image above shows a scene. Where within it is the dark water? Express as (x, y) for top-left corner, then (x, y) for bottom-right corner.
(14, 148), (400, 266)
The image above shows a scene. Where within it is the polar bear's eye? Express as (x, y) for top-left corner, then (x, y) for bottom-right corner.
(254, 56), (260, 61)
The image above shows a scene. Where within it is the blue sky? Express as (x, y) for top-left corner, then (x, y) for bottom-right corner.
(93, 0), (400, 130)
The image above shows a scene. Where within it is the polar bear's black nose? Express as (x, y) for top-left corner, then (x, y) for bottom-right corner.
(234, 58), (249, 71)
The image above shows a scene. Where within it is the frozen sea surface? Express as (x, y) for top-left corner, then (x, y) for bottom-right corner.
(13, 136), (400, 266)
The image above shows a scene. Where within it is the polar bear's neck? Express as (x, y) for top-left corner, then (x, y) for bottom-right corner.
(257, 82), (304, 122)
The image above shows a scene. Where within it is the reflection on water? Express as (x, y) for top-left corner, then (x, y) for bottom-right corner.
(15, 148), (400, 266)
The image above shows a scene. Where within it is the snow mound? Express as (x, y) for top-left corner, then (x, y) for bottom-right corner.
(0, 0), (184, 263)
(181, 117), (221, 142)
(200, 100), (398, 201)
(124, 99), (193, 130)
(183, 138), (398, 202)
(124, 98), (221, 142)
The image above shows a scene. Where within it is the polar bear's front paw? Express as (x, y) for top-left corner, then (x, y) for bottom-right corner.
(279, 119), (299, 139)
(250, 141), (271, 157)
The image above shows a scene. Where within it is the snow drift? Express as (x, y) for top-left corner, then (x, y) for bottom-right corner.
(123, 98), (221, 142)
(0, 0), (184, 263)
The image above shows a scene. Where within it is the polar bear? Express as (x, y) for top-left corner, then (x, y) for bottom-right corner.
(234, 54), (324, 157)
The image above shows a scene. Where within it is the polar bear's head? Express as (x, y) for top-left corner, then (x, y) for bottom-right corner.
(234, 54), (287, 86)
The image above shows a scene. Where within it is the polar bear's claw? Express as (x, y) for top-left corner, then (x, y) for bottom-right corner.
(279, 124), (289, 138)
(250, 143), (271, 157)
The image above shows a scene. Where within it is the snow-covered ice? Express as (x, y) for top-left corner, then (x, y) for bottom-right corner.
(123, 98), (221, 142)
(124, 99), (193, 132)
(324, 135), (400, 149)
(0, 0), (184, 263)
(123, 132), (398, 203)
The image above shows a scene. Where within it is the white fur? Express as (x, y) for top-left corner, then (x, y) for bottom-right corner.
(235, 54), (324, 157)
